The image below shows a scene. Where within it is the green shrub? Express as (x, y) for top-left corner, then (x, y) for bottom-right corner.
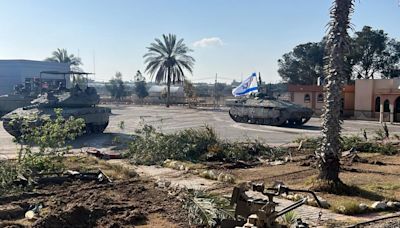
(295, 135), (398, 155)
(126, 124), (275, 165)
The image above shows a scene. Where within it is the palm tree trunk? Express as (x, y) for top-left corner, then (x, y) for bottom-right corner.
(318, 0), (353, 186)
(166, 67), (171, 108)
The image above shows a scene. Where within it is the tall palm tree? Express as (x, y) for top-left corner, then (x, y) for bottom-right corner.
(45, 48), (82, 70)
(144, 34), (195, 107)
(317, 0), (354, 190)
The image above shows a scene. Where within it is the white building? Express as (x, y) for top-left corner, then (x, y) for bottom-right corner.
(144, 85), (186, 104)
(0, 60), (70, 94)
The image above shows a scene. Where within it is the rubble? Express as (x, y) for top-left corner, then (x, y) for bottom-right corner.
(371, 201), (387, 210)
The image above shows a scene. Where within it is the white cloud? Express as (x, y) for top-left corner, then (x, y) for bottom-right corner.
(193, 37), (224, 48)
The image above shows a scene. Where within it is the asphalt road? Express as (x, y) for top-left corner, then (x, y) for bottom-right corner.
(2, 104), (400, 159)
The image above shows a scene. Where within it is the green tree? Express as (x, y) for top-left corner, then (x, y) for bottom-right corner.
(352, 26), (400, 79)
(134, 81), (148, 103)
(45, 48), (82, 71)
(134, 70), (145, 82)
(106, 72), (127, 100)
(317, 0), (354, 190)
(183, 80), (196, 98)
(278, 42), (325, 85)
(144, 34), (195, 107)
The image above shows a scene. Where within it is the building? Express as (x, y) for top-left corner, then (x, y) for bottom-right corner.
(0, 60), (70, 94)
(287, 78), (400, 123)
(287, 84), (355, 117)
(144, 85), (185, 104)
(354, 78), (400, 123)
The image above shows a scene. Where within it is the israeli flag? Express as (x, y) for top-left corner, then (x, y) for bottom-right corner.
(232, 73), (258, 97)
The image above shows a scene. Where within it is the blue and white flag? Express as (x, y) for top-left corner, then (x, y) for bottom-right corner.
(232, 73), (258, 97)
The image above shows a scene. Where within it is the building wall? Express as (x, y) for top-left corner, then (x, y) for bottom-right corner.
(288, 84), (355, 117)
(0, 60), (70, 94)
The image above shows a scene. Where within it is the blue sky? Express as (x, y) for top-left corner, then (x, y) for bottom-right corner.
(0, 0), (399, 83)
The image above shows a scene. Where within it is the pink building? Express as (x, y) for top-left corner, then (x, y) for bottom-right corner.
(288, 79), (400, 123)
(287, 84), (355, 117)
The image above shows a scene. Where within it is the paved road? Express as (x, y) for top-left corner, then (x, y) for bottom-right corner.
(2, 104), (400, 158)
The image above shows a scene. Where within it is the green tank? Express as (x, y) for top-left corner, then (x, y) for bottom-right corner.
(0, 94), (35, 117)
(1, 74), (111, 137)
(227, 93), (313, 126)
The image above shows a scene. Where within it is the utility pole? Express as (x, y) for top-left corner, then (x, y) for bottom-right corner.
(214, 73), (217, 110)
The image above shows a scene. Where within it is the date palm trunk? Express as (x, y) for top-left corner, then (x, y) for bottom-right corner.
(166, 67), (171, 108)
(318, 0), (353, 186)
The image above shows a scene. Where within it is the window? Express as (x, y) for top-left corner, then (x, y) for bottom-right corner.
(375, 97), (381, 112)
(384, 99), (390, 112)
(317, 94), (324, 103)
(304, 94), (310, 103)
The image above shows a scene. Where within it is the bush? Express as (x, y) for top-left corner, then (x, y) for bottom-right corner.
(125, 124), (275, 165)
(0, 109), (85, 193)
(295, 135), (398, 155)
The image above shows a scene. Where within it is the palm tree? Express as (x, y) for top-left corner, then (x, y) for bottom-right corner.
(45, 48), (82, 70)
(317, 0), (354, 191)
(144, 34), (195, 107)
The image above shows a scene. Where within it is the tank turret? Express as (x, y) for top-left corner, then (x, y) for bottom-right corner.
(1, 71), (111, 137)
(228, 81), (313, 127)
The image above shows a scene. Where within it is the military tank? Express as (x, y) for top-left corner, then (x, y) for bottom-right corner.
(227, 93), (313, 126)
(1, 72), (111, 137)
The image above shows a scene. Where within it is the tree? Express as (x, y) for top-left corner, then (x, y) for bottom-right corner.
(134, 71), (149, 104)
(351, 26), (400, 79)
(45, 48), (82, 71)
(106, 72), (127, 100)
(144, 34), (195, 107)
(317, 0), (354, 191)
(278, 42), (325, 85)
(134, 70), (145, 82)
(183, 80), (195, 98)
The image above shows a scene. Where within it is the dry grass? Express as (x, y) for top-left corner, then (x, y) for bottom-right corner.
(228, 153), (400, 215)
(63, 156), (137, 180)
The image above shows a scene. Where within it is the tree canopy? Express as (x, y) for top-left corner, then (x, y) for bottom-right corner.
(134, 71), (149, 101)
(143, 34), (195, 107)
(352, 26), (400, 79)
(106, 72), (127, 100)
(45, 48), (82, 71)
(278, 42), (325, 85)
(278, 26), (400, 84)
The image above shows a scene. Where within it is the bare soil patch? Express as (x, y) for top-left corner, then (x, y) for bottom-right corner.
(0, 157), (189, 228)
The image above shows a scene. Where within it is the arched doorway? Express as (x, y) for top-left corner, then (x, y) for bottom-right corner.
(375, 97), (380, 112)
(395, 97), (400, 122)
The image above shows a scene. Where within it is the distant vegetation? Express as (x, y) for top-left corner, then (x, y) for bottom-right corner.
(106, 72), (129, 100)
(278, 25), (400, 85)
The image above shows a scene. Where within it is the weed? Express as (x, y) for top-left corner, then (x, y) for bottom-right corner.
(279, 211), (298, 226)
(184, 191), (234, 226)
(332, 200), (364, 215)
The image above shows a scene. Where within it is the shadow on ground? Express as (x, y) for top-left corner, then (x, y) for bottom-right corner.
(70, 132), (134, 150)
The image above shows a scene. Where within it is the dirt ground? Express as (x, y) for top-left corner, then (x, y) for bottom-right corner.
(0, 169), (189, 228)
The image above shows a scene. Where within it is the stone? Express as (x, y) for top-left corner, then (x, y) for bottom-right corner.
(317, 197), (330, 208)
(387, 201), (397, 208)
(371, 201), (387, 210)
(393, 202), (400, 208)
(270, 160), (285, 166)
(359, 203), (368, 211)
(286, 194), (294, 200)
